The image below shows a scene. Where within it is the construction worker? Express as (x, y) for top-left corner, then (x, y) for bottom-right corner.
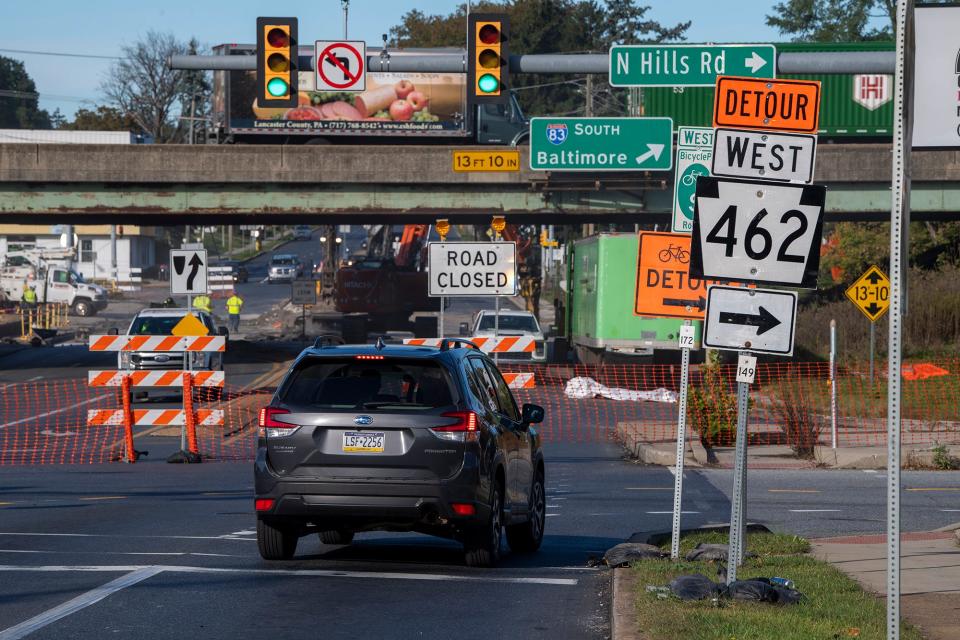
(193, 293), (212, 314)
(226, 291), (244, 332)
(21, 284), (37, 310)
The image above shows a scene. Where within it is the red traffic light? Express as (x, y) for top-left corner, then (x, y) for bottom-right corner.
(267, 27), (289, 48)
(478, 24), (500, 45)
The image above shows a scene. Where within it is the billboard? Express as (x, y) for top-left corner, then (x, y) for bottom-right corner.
(224, 68), (467, 135)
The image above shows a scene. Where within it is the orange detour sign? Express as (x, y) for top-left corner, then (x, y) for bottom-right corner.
(713, 76), (821, 134)
(634, 232), (710, 319)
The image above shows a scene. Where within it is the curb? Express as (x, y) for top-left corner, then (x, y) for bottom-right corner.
(615, 422), (701, 468)
(612, 568), (644, 640)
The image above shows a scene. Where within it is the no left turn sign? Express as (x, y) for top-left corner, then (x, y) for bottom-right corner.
(315, 40), (366, 92)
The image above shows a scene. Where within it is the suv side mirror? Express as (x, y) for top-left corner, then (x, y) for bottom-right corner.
(108, 327), (119, 335)
(459, 322), (470, 337)
(521, 403), (544, 426)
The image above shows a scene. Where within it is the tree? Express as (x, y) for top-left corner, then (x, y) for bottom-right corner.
(765, 0), (894, 42)
(0, 56), (52, 129)
(388, 1), (689, 117)
(178, 39), (212, 143)
(101, 31), (190, 142)
(60, 106), (141, 132)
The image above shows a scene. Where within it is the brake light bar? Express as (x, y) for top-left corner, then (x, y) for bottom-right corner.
(355, 355), (385, 360)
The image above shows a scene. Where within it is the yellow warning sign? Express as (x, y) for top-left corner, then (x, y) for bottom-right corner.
(844, 265), (890, 322)
(171, 313), (210, 337)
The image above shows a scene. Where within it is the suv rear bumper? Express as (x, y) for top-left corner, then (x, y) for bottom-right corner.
(254, 453), (488, 531)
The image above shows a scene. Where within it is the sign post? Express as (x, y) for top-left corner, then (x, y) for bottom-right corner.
(529, 117), (673, 172)
(845, 265), (891, 384)
(672, 127), (714, 233)
(670, 323), (696, 560)
(291, 279), (317, 341)
(609, 44), (776, 87)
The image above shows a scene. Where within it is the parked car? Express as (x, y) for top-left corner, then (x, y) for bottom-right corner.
(115, 308), (227, 400)
(293, 225), (312, 240)
(267, 254), (303, 283)
(254, 339), (546, 567)
(466, 309), (547, 363)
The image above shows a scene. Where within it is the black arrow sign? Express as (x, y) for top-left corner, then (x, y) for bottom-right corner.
(865, 269), (884, 284)
(865, 302), (881, 316)
(663, 296), (706, 310)
(173, 255), (185, 276)
(186, 253), (203, 291)
(718, 306), (781, 335)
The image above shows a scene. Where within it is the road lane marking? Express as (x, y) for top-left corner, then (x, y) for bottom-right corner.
(0, 564), (578, 586)
(789, 509), (841, 513)
(0, 394), (112, 429)
(0, 532), (256, 542)
(906, 488), (960, 492)
(546, 514), (560, 517)
(768, 489), (820, 493)
(78, 496), (126, 501)
(0, 566), (163, 640)
(624, 487), (672, 491)
(940, 509), (960, 512)
(646, 510), (700, 515)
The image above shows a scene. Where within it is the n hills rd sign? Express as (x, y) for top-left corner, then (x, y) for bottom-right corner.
(609, 44), (776, 87)
(529, 117), (673, 171)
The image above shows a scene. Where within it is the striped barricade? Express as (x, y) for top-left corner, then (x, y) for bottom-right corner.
(403, 336), (535, 353)
(209, 266), (234, 292)
(117, 267), (142, 292)
(88, 370), (225, 388)
(502, 372), (536, 389)
(88, 335), (225, 352)
(87, 409), (224, 427)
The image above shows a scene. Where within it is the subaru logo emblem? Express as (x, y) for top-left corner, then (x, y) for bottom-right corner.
(353, 415), (373, 426)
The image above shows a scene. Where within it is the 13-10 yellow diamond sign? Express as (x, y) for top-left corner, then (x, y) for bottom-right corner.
(844, 265), (890, 322)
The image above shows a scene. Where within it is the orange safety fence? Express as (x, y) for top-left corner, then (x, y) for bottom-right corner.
(1, 361), (958, 465)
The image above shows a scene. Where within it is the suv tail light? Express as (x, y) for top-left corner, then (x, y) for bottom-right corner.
(430, 411), (479, 443)
(258, 407), (298, 438)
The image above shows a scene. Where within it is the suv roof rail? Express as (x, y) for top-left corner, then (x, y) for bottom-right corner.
(313, 334), (345, 349)
(439, 338), (480, 352)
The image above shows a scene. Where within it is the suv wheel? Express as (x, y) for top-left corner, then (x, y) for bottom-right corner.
(257, 518), (298, 560)
(318, 529), (354, 545)
(464, 483), (503, 568)
(506, 471), (545, 552)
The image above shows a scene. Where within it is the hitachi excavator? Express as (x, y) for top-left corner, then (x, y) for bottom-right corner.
(333, 224), (438, 329)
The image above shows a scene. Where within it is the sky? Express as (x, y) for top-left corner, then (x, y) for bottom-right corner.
(0, 1), (786, 119)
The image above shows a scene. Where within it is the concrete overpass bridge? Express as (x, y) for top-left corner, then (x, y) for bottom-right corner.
(0, 143), (958, 224)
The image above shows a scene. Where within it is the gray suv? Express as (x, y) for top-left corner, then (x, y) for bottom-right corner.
(254, 339), (545, 567)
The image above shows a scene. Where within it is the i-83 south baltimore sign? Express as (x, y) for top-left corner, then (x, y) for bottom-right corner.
(529, 117), (673, 171)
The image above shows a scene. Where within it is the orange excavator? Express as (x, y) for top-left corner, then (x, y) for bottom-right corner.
(333, 224), (438, 328)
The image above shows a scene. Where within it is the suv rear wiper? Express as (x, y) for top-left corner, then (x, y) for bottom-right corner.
(361, 402), (432, 409)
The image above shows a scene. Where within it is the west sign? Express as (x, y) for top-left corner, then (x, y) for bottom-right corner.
(711, 128), (816, 183)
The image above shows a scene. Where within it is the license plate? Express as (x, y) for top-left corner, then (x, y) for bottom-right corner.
(342, 431), (385, 453)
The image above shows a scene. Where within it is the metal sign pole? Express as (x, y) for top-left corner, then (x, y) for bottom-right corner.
(439, 295), (445, 339)
(182, 293), (192, 453)
(830, 319), (838, 449)
(888, 1), (914, 638)
(869, 322), (876, 384)
(669, 323), (693, 559)
(727, 354), (751, 585)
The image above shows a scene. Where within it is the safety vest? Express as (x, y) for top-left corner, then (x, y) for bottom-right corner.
(226, 295), (243, 314)
(22, 288), (37, 303)
(194, 295), (212, 312)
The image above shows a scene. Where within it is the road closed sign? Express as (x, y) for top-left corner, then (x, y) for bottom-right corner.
(713, 76), (821, 134)
(428, 242), (516, 297)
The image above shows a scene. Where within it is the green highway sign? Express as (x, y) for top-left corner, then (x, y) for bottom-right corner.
(529, 117), (673, 172)
(609, 44), (776, 87)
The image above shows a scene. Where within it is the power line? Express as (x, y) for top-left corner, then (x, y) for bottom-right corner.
(0, 47), (119, 60)
(0, 89), (97, 103)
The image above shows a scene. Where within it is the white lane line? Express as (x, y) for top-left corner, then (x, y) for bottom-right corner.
(646, 511), (699, 515)
(0, 532), (256, 542)
(0, 394), (111, 429)
(228, 530), (256, 536)
(0, 566), (162, 640)
(546, 504), (562, 509)
(0, 564), (578, 586)
(940, 509), (960, 512)
(789, 509), (842, 513)
(27, 376), (42, 382)
(668, 466), (676, 476)
(546, 514), (560, 518)
(0, 549), (244, 558)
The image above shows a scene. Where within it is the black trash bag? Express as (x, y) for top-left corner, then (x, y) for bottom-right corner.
(724, 579), (803, 605)
(685, 543), (730, 561)
(669, 573), (722, 600)
(604, 543), (666, 567)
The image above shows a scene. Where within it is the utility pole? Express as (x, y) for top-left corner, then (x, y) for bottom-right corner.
(585, 72), (594, 117)
(342, 1), (349, 39)
(110, 224), (117, 285)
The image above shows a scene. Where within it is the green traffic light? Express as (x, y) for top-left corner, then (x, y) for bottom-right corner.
(266, 77), (289, 97)
(478, 73), (499, 94)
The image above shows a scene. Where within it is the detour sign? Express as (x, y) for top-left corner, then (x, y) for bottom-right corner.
(634, 232), (715, 320)
(713, 76), (821, 134)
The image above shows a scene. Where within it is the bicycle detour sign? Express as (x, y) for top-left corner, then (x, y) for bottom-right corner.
(691, 74), (825, 583)
(635, 231), (727, 320)
(672, 127), (714, 233)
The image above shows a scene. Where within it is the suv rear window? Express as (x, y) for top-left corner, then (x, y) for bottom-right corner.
(280, 358), (456, 410)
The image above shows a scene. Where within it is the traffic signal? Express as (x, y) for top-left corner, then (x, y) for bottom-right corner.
(256, 17), (298, 108)
(468, 14), (509, 103)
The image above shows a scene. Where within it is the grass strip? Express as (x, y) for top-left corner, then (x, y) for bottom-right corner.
(632, 532), (921, 640)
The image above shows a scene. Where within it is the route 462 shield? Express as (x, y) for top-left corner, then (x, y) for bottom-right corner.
(690, 176), (826, 289)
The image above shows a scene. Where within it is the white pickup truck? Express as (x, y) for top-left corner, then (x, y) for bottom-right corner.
(465, 309), (546, 363)
(0, 250), (108, 316)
